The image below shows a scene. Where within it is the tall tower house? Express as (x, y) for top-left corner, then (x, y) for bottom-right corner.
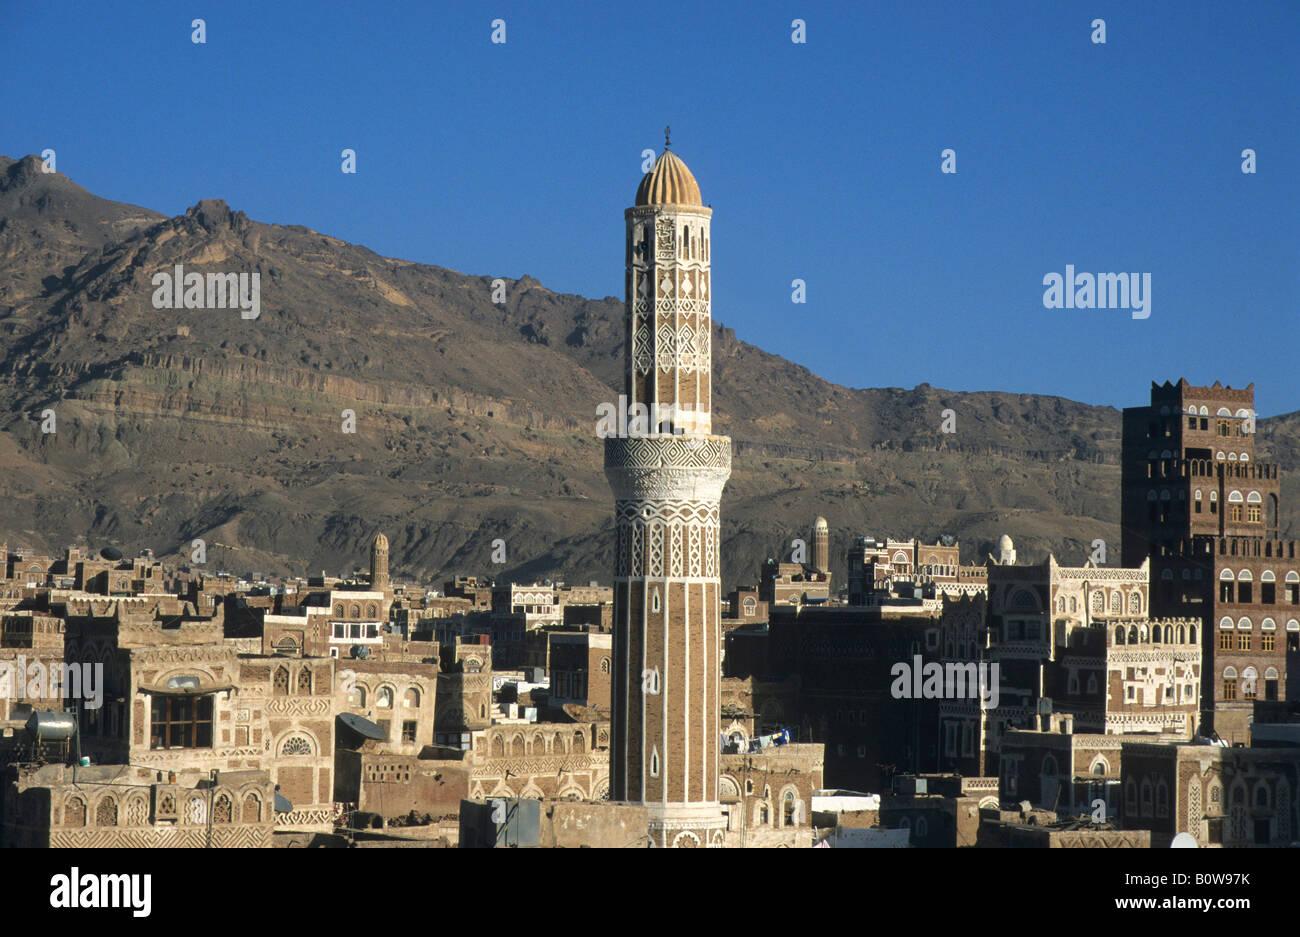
(605, 134), (732, 847)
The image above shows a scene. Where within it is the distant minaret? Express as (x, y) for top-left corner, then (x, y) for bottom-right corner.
(370, 533), (390, 590)
(998, 534), (1016, 566)
(606, 130), (732, 848)
(812, 517), (830, 574)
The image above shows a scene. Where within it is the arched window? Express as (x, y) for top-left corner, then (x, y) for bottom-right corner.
(334, 604), (344, 617)
(403, 687), (420, 708)
(1242, 666), (1258, 699)
(491, 735), (505, 758)
(1114, 626), (1125, 645)
(242, 794), (261, 823)
(651, 589), (661, 614)
(214, 793), (232, 824)
(297, 666), (312, 695)
(1255, 784), (1269, 808)
(573, 730), (586, 754)
(350, 604), (360, 618)
(66, 796), (86, 828)
(599, 657), (611, 674)
(1092, 592), (1105, 614)
(367, 604), (377, 618)
(349, 684), (366, 707)
(95, 797), (118, 827)
(510, 735), (525, 757)
(376, 687), (393, 708)
(273, 665), (289, 697)
(281, 735), (313, 756)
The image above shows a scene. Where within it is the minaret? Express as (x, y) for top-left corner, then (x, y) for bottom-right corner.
(369, 532), (390, 591)
(605, 131), (732, 848)
(812, 516), (830, 574)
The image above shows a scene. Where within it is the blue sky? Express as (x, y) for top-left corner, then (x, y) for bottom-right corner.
(4, 1), (1297, 413)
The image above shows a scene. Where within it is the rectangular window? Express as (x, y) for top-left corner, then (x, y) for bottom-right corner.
(1195, 501), (1202, 514)
(1243, 680), (1257, 701)
(1263, 583), (1276, 604)
(1238, 633), (1251, 650)
(1239, 583), (1252, 603)
(150, 695), (214, 749)
(401, 721), (417, 743)
(1229, 505), (1242, 523)
(1220, 582), (1235, 603)
(1223, 680), (1236, 701)
(1263, 633), (1275, 651)
(1288, 584), (1300, 605)
(1219, 631), (1233, 649)
(1248, 506), (1261, 523)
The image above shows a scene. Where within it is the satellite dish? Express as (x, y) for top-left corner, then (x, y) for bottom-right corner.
(274, 792), (294, 814)
(338, 712), (387, 740)
(350, 645), (371, 659)
(100, 547), (123, 561)
(1171, 832), (1199, 848)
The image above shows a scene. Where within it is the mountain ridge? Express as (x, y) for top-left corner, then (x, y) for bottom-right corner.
(2, 152), (1297, 590)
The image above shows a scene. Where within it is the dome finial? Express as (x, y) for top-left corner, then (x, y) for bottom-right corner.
(664, 125), (671, 149)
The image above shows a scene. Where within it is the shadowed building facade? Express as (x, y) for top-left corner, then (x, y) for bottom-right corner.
(605, 136), (731, 847)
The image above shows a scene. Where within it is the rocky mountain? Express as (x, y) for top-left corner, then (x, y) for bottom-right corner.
(2, 152), (1296, 591)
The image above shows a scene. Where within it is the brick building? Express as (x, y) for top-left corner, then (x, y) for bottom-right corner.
(1122, 379), (1300, 743)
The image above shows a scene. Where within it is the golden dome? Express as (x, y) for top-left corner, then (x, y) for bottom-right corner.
(635, 149), (703, 207)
